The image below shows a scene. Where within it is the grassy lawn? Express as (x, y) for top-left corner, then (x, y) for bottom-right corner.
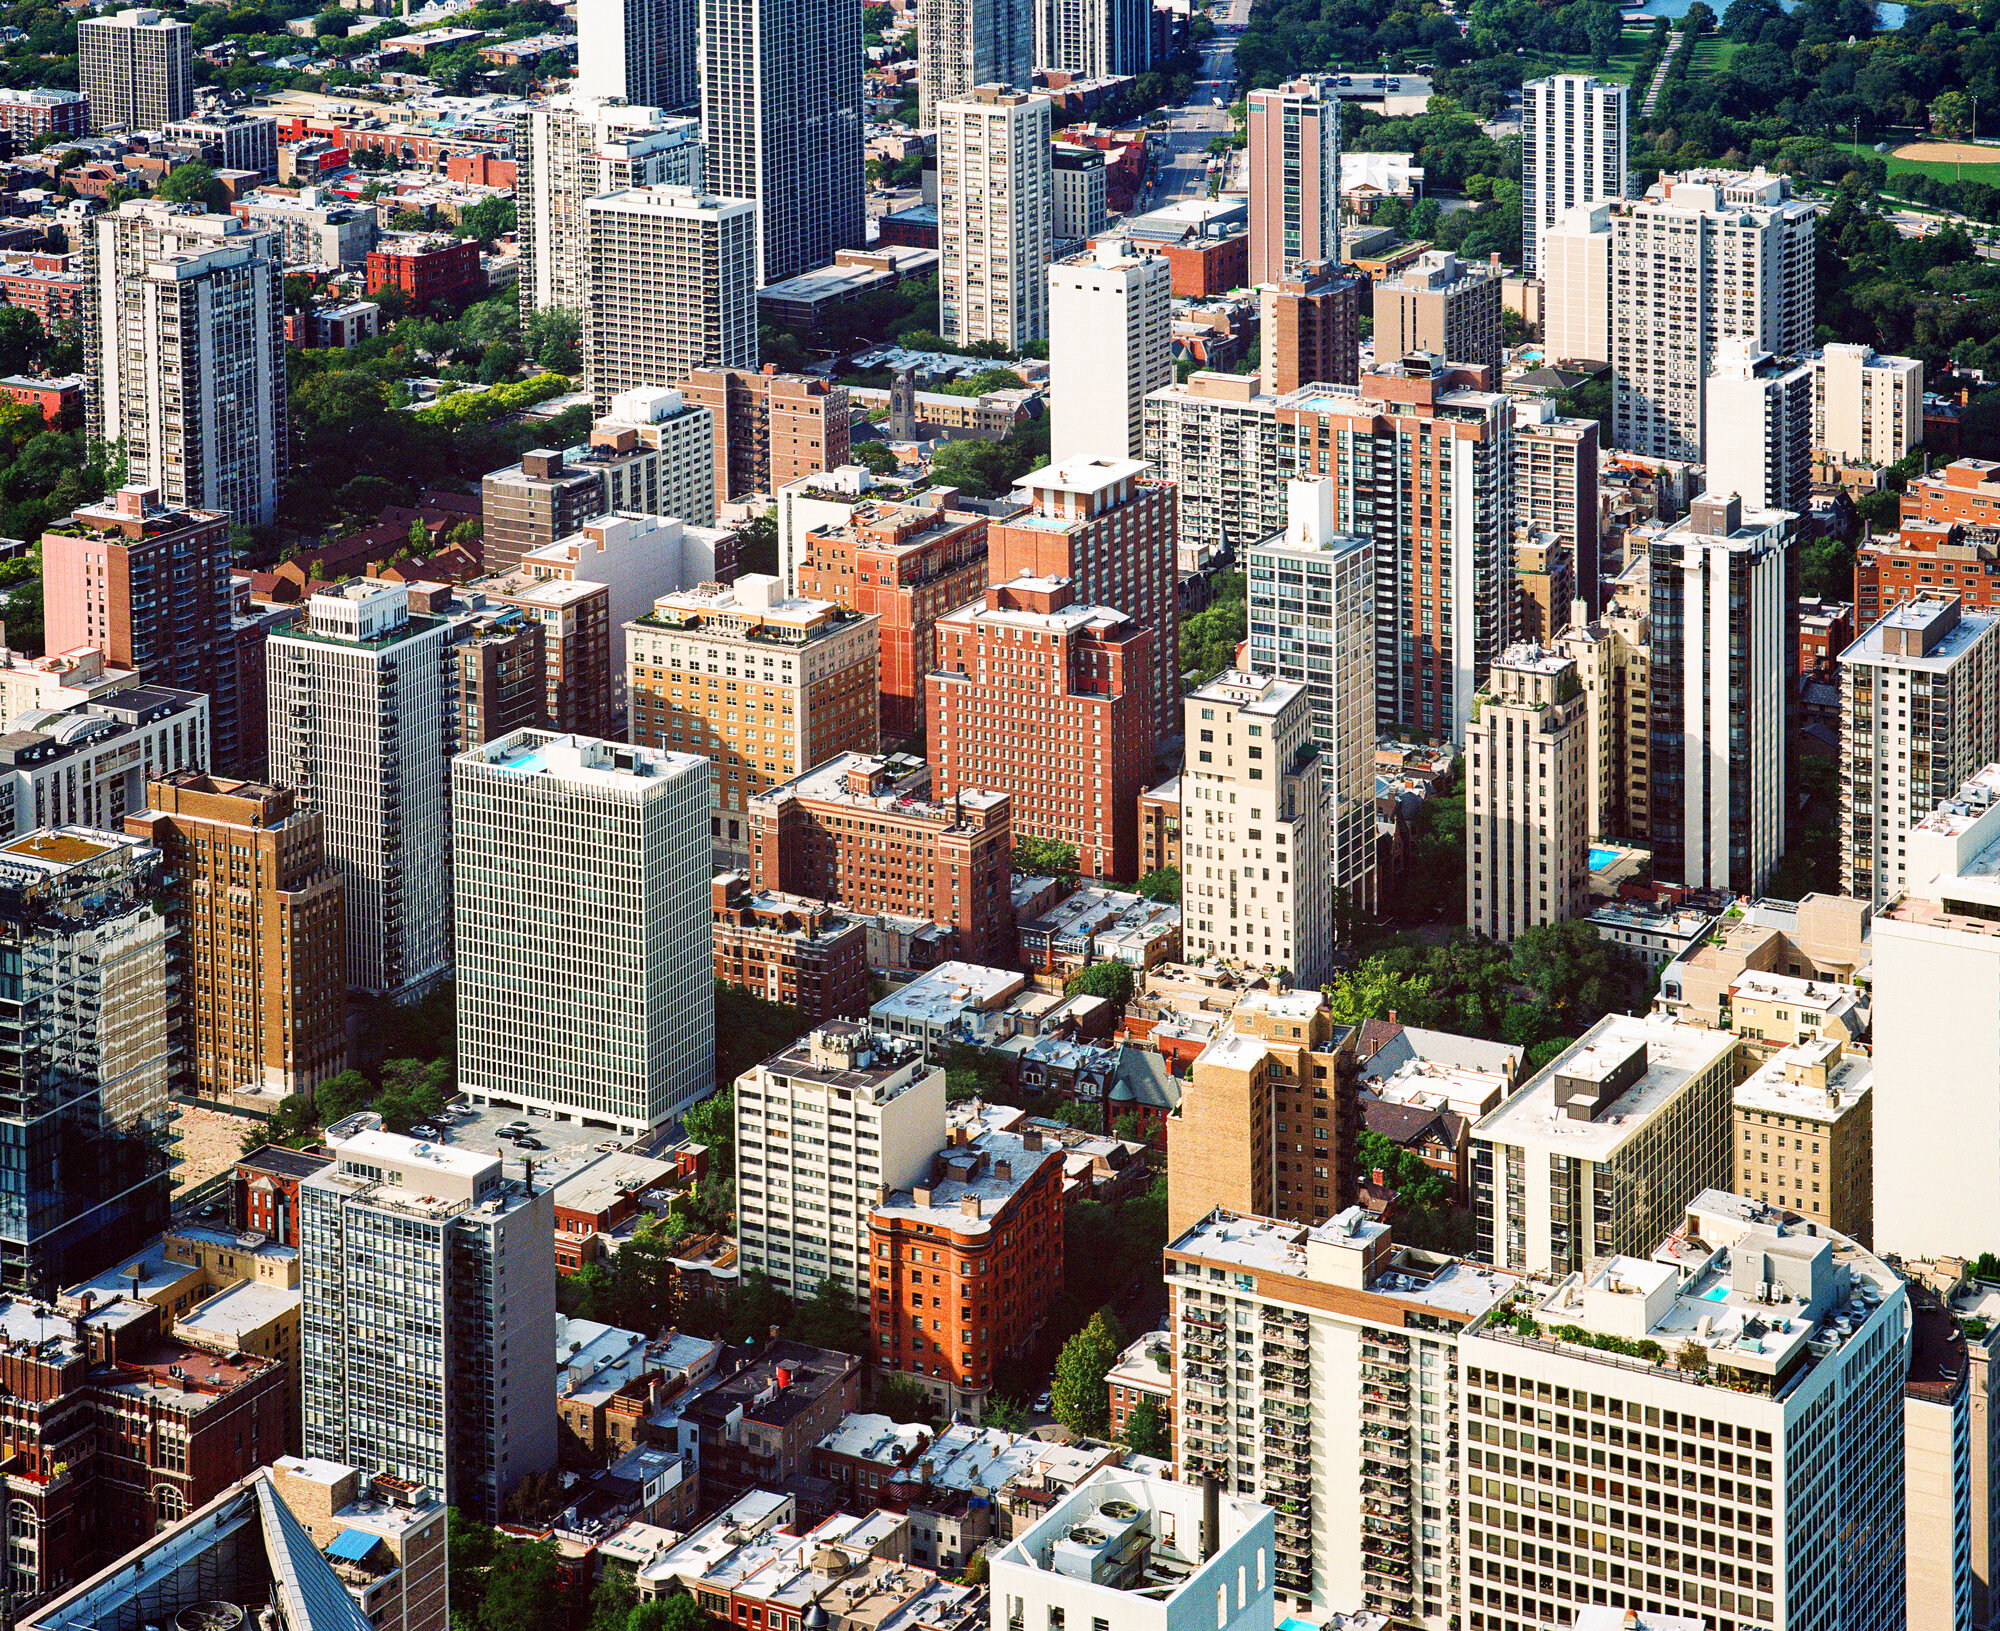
(1837, 137), (2000, 185)
(1685, 34), (1742, 77)
(1515, 28), (1655, 87)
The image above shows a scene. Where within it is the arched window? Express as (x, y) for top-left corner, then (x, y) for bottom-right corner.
(155, 1487), (184, 1525)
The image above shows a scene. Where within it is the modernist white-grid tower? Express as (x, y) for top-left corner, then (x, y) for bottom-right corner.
(266, 581), (451, 1000)
(453, 730), (713, 1134)
(77, 8), (192, 130)
(582, 185), (757, 410)
(575, 0), (699, 112)
(84, 203), (286, 529)
(700, 0), (864, 286)
(1047, 242), (1172, 464)
(918, 0), (1031, 126)
(515, 96), (702, 314)
(1520, 73), (1627, 275)
(937, 85), (1053, 351)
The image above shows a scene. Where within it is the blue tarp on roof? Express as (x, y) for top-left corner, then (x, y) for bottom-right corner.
(324, 1527), (380, 1563)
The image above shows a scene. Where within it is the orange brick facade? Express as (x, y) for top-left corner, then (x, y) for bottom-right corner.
(795, 499), (990, 739)
(870, 1127), (1063, 1418)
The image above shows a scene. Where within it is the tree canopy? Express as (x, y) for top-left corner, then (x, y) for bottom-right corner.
(1051, 1308), (1124, 1438)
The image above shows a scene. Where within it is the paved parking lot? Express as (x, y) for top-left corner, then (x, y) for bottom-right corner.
(414, 1099), (635, 1189)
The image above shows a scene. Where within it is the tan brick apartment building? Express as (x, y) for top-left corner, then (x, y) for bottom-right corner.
(126, 774), (345, 1100)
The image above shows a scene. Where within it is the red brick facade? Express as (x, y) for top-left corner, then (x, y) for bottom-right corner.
(930, 577), (1154, 882)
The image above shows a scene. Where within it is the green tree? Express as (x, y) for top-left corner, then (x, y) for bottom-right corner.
(875, 1373), (938, 1425)
(315, 1069), (373, 1125)
(1064, 960), (1135, 1007)
(477, 1539), (566, 1631)
(1178, 572), (1245, 685)
(607, 1212), (687, 1331)
(1508, 921), (1635, 1030)
(852, 440), (900, 475)
(157, 160), (229, 212)
(447, 1506), (498, 1615)
(1934, 90), (1975, 139)
(1123, 1392), (1167, 1457)
(373, 1057), (449, 1132)
(982, 1394), (1027, 1431)
(734, 506), (779, 576)
(588, 1565), (638, 1631)
(0, 306), (45, 377)
(1323, 961), (1436, 1028)
(1013, 835), (1079, 877)
(1051, 1309), (1123, 1438)
(1133, 867), (1180, 903)
(522, 305), (581, 372)
(630, 1591), (715, 1631)
(790, 1273), (867, 1352)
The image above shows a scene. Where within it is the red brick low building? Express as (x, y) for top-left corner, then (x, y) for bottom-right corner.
(233, 1144), (332, 1246)
(0, 1294), (287, 1608)
(366, 235), (483, 306)
(712, 872), (869, 1021)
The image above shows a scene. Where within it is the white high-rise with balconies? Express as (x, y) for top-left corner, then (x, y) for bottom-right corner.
(937, 85), (1053, 352)
(1703, 338), (1813, 518)
(84, 203), (285, 528)
(453, 730), (712, 1134)
(1048, 242), (1172, 463)
(1839, 595), (2000, 910)
(1243, 479), (1375, 914)
(735, 1022), (944, 1304)
(1520, 73), (1627, 275)
(1608, 169), (1815, 461)
(266, 581), (450, 1000)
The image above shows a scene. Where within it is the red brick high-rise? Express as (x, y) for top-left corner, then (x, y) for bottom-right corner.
(985, 456), (1178, 740)
(930, 575), (1153, 882)
(870, 1118), (1063, 1421)
(794, 495), (990, 739)
(42, 486), (266, 773)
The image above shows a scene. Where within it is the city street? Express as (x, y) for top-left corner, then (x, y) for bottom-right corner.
(1141, 0), (1252, 210)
